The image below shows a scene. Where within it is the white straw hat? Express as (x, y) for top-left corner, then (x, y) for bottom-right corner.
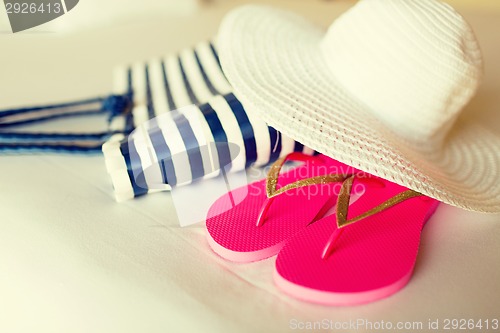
(217, 0), (500, 213)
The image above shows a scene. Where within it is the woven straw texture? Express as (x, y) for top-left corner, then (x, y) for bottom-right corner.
(217, 0), (500, 212)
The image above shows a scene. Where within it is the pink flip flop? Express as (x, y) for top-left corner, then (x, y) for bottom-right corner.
(274, 174), (440, 306)
(205, 153), (357, 262)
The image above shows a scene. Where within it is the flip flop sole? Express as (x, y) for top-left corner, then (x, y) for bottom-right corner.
(274, 180), (440, 305)
(206, 156), (355, 262)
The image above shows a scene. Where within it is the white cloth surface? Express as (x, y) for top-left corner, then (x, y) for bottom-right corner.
(1, 1), (500, 332)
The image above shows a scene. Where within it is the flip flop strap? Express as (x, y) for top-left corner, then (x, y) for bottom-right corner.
(265, 152), (351, 198)
(336, 175), (422, 228)
(321, 175), (424, 260)
(257, 153), (352, 227)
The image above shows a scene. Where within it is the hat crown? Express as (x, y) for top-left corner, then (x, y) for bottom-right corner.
(321, 0), (482, 146)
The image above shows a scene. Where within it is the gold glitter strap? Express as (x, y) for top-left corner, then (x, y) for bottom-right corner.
(335, 175), (423, 229)
(321, 176), (424, 259)
(259, 153), (424, 230)
(266, 154), (351, 198)
(257, 153), (351, 227)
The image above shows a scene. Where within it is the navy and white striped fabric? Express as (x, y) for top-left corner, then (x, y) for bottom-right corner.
(103, 41), (315, 202)
(0, 94), (132, 154)
(0, 39), (314, 199)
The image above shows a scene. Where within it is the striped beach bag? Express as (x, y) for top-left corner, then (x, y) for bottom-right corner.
(0, 41), (315, 201)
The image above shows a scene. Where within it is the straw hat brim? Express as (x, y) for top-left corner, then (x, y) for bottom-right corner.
(217, 5), (500, 212)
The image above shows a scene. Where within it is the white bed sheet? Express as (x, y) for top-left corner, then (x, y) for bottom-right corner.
(1, 1), (500, 332)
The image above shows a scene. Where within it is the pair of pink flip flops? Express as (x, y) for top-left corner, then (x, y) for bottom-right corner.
(205, 153), (439, 305)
